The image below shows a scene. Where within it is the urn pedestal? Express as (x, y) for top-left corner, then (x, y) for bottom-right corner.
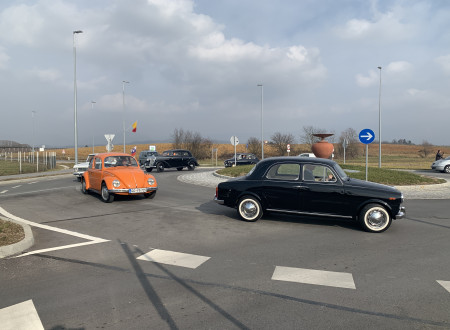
(311, 134), (334, 159)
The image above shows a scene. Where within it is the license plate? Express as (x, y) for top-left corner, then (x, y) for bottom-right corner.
(129, 188), (147, 193)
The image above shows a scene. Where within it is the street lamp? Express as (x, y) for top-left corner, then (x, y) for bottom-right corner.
(91, 101), (96, 153)
(122, 80), (130, 152)
(378, 66), (382, 168)
(73, 30), (83, 165)
(257, 84), (264, 159)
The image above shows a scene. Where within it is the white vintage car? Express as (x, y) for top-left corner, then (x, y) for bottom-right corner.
(431, 156), (450, 173)
(73, 154), (97, 181)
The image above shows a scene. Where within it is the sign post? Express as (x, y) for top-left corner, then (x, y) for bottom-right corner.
(230, 136), (239, 166)
(359, 129), (375, 181)
(287, 144), (290, 156)
(105, 134), (115, 152)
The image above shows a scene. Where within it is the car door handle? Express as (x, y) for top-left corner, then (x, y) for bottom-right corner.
(294, 186), (310, 191)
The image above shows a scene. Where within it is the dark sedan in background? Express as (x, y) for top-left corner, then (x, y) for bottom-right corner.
(224, 153), (259, 167)
(215, 157), (405, 233)
(145, 149), (199, 172)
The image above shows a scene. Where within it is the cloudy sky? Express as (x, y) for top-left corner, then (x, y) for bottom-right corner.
(1, 0), (449, 149)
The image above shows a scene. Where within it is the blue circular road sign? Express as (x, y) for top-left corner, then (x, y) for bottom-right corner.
(359, 129), (375, 144)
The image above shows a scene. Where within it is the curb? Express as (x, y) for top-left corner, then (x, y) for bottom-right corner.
(0, 215), (34, 258)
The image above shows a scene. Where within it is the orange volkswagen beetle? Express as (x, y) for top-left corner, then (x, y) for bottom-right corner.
(81, 153), (157, 202)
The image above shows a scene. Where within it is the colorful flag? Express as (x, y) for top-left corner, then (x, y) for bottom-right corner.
(131, 146), (137, 157)
(132, 121), (137, 133)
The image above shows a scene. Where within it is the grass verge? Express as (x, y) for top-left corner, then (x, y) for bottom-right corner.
(0, 219), (24, 246)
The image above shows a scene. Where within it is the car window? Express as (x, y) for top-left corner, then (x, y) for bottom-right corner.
(266, 163), (300, 181)
(303, 165), (336, 182)
(94, 158), (102, 170)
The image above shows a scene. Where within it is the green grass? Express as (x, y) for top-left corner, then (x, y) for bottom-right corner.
(0, 219), (24, 246)
(0, 160), (56, 176)
(216, 164), (445, 186)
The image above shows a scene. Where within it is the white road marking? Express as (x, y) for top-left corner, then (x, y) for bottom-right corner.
(137, 249), (210, 269)
(437, 280), (450, 293)
(272, 266), (356, 289)
(0, 206), (110, 258)
(0, 190), (7, 194)
(12, 185), (21, 189)
(0, 299), (44, 330)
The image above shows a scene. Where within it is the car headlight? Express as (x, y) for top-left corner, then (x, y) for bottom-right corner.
(147, 178), (155, 185)
(113, 180), (120, 187)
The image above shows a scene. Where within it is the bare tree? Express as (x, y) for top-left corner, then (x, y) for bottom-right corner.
(171, 128), (212, 159)
(300, 126), (327, 146)
(270, 132), (295, 156)
(335, 128), (360, 159)
(418, 140), (433, 158)
(247, 137), (261, 158)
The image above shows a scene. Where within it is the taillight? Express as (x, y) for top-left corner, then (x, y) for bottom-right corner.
(215, 186), (218, 198)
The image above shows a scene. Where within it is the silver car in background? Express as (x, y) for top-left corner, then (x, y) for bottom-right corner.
(431, 156), (450, 173)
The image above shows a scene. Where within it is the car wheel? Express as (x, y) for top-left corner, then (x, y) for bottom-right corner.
(177, 167), (183, 171)
(187, 162), (196, 171)
(101, 183), (114, 203)
(77, 177), (81, 182)
(146, 168), (153, 173)
(237, 196), (263, 222)
(444, 165), (450, 174)
(359, 203), (391, 233)
(144, 191), (156, 199)
(156, 162), (164, 172)
(81, 178), (88, 194)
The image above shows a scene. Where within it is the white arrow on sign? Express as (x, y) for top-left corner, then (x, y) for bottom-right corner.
(360, 132), (373, 141)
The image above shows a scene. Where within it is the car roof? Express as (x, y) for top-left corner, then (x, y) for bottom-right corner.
(95, 152), (135, 158)
(249, 156), (337, 177)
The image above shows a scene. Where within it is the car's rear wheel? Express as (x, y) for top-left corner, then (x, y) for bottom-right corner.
(187, 162), (196, 171)
(81, 178), (88, 194)
(237, 196), (263, 222)
(144, 191), (156, 199)
(444, 165), (450, 174)
(156, 162), (164, 172)
(101, 183), (114, 203)
(146, 168), (153, 172)
(177, 167), (183, 171)
(359, 203), (391, 233)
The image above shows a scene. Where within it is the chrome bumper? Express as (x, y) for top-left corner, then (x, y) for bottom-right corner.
(214, 196), (224, 205)
(109, 187), (158, 193)
(395, 206), (406, 220)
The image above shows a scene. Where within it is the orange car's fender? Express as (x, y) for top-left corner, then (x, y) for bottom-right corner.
(82, 172), (91, 190)
(101, 172), (117, 190)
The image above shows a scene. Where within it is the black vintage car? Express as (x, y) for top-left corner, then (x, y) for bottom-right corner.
(214, 157), (405, 233)
(224, 153), (259, 167)
(144, 149), (199, 172)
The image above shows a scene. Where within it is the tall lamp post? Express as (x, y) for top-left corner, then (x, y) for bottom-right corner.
(91, 101), (96, 153)
(122, 80), (130, 152)
(31, 111), (36, 153)
(378, 66), (382, 168)
(257, 84), (264, 159)
(73, 30), (83, 165)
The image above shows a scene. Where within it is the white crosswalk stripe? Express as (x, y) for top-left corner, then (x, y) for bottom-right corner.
(137, 249), (210, 269)
(272, 266), (356, 289)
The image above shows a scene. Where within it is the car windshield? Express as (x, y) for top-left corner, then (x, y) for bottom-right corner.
(334, 163), (348, 180)
(104, 156), (138, 168)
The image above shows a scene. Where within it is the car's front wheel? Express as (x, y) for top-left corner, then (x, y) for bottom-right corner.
(156, 162), (165, 172)
(359, 203), (391, 233)
(444, 165), (450, 174)
(101, 183), (114, 203)
(146, 167), (153, 172)
(187, 162), (196, 171)
(81, 178), (88, 194)
(237, 196), (263, 222)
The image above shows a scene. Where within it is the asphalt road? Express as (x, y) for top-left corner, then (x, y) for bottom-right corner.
(0, 169), (449, 329)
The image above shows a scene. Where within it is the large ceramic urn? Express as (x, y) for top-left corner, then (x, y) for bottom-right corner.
(311, 133), (334, 159)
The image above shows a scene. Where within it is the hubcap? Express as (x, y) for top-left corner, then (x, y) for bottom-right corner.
(102, 187), (108, 200)
(367, 209), (387, 228)
(241, 201), (257, 218)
